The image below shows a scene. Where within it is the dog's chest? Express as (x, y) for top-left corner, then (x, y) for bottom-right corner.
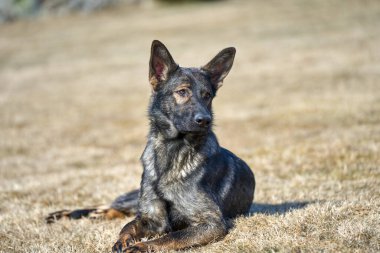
(169, 146), (204, 178)
(142, 140), (205, 205)
(143, 141), (203, 180)
(157, 179), (187, 202)
(157, 179), (200, 222)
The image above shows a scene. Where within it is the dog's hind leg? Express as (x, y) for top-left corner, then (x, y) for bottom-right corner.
(46, 189), (139, 224)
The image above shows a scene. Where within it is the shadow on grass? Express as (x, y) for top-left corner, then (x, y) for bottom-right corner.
(249, 201), (313, 215)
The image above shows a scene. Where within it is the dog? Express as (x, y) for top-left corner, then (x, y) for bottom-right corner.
(46, 40), (255, 253)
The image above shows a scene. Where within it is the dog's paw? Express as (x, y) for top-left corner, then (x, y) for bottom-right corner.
(124, 242), (150, 253)
(112, 234), (135, 253)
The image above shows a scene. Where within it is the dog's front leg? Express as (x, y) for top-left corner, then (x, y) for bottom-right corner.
(112, 199), (170, 253)
(124, 222), (227, 252)
(112, 218), (145, 252)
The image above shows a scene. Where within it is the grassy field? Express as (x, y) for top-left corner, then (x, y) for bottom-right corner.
(1, 0), (379, 252)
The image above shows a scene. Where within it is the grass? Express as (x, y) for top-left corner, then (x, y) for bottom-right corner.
(0, 0), (379, 252)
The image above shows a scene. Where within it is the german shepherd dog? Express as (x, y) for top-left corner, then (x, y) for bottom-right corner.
(46, 40), (255, 252)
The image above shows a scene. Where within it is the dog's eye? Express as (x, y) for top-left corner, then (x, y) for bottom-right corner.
(176, 89), (188, 97)
(203, 92), (211, 100)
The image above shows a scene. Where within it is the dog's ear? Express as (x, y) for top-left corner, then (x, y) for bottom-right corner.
(201, 47), (236, 90)
(149, 40), (178, 91)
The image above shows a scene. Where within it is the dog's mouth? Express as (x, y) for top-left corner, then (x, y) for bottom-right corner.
(180, 130), (206, 134)
(177, 131), (209, 142)
(179, 128), (210, 136)
(174, 119), (212, 137)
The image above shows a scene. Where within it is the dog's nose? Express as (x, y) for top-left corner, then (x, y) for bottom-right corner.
(194, 114), (211, 127)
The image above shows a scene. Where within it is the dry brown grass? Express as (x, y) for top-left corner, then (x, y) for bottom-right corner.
(1, 0), (380, 252)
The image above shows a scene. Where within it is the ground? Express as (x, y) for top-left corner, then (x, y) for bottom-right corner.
(0, 0), (379, 252)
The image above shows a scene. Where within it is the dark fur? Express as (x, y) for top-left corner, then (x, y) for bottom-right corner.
(46, 40), (255, 253)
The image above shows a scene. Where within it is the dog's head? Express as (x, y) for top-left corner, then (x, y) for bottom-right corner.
(148, 40), (235, 139)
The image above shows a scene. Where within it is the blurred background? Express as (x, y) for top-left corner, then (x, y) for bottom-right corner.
(0, 0), (379, 252)
(0, 0), (220, 22)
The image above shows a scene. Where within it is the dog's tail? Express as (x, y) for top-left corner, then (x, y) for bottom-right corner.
(45, 189), (139, 224)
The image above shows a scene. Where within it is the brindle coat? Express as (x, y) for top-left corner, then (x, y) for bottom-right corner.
(46, 40), (255, 253)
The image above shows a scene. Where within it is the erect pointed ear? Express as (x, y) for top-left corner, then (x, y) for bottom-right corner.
(149, 40), (178, 91)
(201, 47), (236, 90)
